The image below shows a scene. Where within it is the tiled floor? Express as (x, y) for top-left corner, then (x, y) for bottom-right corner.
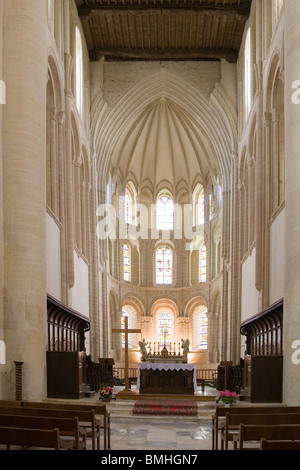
(104, 385), (217, 451)
(109, 417), (213, 451)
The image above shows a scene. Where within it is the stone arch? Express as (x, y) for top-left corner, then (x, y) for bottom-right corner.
(121, 294), (145, 318)
(264, 50), (283, 113)
(94, 69), (236, 196)
(47, 52), (63, 112)
(184, 295), (208, 318)
(150, 297), (180, 318)
(46, 53), (64, 219)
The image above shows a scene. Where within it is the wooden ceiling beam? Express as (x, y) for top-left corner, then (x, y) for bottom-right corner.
(89, 47), (239, 63)
(78, 3), (252, 20)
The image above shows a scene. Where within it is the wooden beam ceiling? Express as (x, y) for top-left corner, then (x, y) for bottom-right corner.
(76, 0), (252, 63)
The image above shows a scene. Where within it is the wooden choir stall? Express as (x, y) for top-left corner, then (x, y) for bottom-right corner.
(240, 299), (283, 403)
(46, 295), (91, 399)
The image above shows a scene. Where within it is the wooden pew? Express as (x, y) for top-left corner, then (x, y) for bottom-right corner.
(0, 414), (86, 450)
(212, 405), (300, 450)
(22, 401), (110, 450)
(0, 400), (22, 407)
(0, 426), (61, 450)
(0, 406), (99, 451)
(234, 424), (300, 450)
(260, 438), (300, 450)
(221, 413), (300, 450)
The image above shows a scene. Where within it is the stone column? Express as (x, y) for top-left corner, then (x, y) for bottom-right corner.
(0, 0), (4, 396)
(49, 109), (58, 215)
(283, 0), (300, 405)
(88, 152), (101, 360)
(2, 0), (48, 400)
(230, 155), (241, 363)
(64, 54), (75, 290)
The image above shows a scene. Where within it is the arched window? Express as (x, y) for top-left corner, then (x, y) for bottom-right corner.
(192, 306), (208, 350)
(156, 246), (173, 285)
(123, 243), (131, 282)
(199, 244), (207, 283)
(124, 182), (137, 225)
(158, 311), (172, 347)
(244, 27), (252, 119)
(47, 0), (54, 28)
(200, 312), (208, 350)
(121, 309), (129, 348)
(75, 26), (83, 116)
(157, 193), (173, 230)
(193, 184), (205, 225)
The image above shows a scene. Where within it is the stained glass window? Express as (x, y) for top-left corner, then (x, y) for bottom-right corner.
(125, 189), (132, 224)
(121, 309), (129, 347)
(197, 189), (205, 225)
(200, 312), (208, 350)
(156, 246), (173, 285)
(158, 312), (172, 347)
(199, 245), (207, 283)
(123, 243), (131, 282)
(157, 195), (173, 230)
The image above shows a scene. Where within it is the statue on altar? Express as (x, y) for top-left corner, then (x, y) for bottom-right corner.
(138, 338), (149, 362)
(181, 338), (190, 361)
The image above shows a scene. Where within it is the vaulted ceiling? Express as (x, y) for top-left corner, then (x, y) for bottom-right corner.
(76, 0), (252, 63)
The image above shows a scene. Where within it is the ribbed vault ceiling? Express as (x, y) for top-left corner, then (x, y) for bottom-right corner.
(84, 2), (244, 195)
(110, 96), (215, 192)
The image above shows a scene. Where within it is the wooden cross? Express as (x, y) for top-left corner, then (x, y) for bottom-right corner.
(112, 316), (141, 395)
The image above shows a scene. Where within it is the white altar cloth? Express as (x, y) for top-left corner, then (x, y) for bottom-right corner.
(136, 363), (197, 392)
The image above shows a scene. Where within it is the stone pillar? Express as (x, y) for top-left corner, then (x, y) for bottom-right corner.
(88, 152), (101, 360)
(283, 0), (300, 405)
(2, 0), (48, 400)
(230, 155), (241, 363)
(64, 54), (75, 290)
(0, 0), (4, 397)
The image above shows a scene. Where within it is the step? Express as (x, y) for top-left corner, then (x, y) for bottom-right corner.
(105, 398), (216, 421)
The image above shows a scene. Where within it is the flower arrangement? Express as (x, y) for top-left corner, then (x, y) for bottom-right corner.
(219, 390), (238, 406)
(99, 385), (113, 400)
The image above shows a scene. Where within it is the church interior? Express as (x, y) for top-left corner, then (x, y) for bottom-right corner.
(0, 0), (300, 452)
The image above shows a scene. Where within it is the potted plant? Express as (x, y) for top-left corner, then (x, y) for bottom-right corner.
(99, 385), (113, 402)
(219, 390), (238, 407)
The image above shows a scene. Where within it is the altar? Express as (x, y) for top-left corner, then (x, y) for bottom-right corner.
(136, 363), (197, 395)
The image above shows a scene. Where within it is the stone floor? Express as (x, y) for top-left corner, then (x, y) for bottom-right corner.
(108, 417), (213, 451)
(102, 384), (217, 452)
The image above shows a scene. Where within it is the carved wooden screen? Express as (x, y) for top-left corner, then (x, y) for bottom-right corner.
(47, 294), (90, 352)
(240, 299), (283, 357)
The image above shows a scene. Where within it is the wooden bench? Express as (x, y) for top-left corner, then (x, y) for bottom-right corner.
(212, 405), (300, 450)
(260, 438), (300, 450)
(0, 426), (61, 450)
(0, 413), (86, 450)
(0, 406), (99, 451)
(234, 424), (300, 450)
(0, 400), (22, 407)
(22, 401), (110, 450)
(221, 413), (300, 450)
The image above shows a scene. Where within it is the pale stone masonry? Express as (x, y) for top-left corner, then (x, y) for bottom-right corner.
(0, 0), (299, 405)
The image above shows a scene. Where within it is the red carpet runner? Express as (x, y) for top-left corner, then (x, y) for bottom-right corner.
(132, 399), (198, 416)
